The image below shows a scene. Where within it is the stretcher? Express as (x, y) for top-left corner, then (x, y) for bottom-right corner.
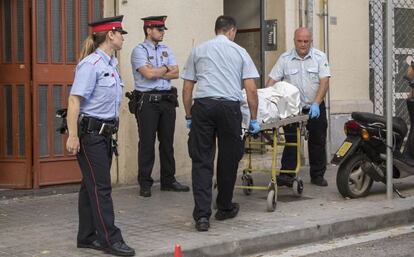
(236, 114), (309, 212)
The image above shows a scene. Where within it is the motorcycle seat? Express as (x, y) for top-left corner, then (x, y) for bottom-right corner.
(351, 112), (408, 138)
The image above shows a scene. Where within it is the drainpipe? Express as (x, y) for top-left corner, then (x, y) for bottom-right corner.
(299, 0), (303, 27)
(260, 0), (265, 88)
(320, 0), (332, 161)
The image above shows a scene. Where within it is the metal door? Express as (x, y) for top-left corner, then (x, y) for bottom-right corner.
(31, 0), (102, 187)
(0, 0), (32, 188)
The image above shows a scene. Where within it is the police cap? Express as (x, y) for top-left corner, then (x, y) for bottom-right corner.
(141, 16), (168, 30)
(89, 15), (128, 34)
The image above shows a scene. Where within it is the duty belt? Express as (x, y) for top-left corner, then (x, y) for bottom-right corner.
(80, 116), (119, 136)
(132, 88), (179, 108)
(135, 89), (175, 102)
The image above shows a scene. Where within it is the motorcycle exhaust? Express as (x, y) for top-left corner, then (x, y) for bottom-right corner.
(362, 162), (385, 183)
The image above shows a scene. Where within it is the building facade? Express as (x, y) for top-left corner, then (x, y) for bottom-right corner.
(4, 0), (409, 188)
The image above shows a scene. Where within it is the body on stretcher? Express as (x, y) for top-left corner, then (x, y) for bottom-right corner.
(236, 114), (309, 212)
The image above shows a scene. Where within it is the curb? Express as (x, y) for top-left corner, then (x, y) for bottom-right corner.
(152, 206), (414, 257)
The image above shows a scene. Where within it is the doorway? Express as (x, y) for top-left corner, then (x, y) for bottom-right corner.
(224, 0), (262, 86)
(0, 0), (103, 188)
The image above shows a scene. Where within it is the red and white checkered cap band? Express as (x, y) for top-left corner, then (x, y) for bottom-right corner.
(91, 22), (123, 33)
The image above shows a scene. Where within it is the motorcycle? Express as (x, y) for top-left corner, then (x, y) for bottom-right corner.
(331, 56), (414, 198)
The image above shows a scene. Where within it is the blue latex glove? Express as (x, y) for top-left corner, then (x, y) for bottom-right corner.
(249, 119), (261, 134)
(309, 103), (320, 119)
(186, 119), (192, 129)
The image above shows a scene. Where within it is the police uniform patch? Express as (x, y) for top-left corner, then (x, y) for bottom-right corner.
(162, 51), (168, 57)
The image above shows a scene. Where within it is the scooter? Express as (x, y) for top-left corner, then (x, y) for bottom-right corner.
(331, 57), (414, 198)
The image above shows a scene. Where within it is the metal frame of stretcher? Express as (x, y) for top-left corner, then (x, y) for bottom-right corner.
(236, 114), (309, 212)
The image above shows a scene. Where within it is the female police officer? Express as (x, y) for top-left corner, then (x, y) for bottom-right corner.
(66, 15), (135, 256)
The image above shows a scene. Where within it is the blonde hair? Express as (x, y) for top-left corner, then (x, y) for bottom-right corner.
(78, 31), (109, 62)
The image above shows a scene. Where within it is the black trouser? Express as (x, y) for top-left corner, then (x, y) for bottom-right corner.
(76, 132), (122, 247)
(281, 101), (327, 179)
(188, 98), (244, 221)
(135, 95), (176, 189)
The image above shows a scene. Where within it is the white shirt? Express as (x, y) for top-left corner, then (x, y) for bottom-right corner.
(181, 35), (259, 101)
(268, 47), (331, 107)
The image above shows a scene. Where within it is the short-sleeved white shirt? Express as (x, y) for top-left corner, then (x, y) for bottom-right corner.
(181, 35), (259, 101)
(268, 47), (330, 107)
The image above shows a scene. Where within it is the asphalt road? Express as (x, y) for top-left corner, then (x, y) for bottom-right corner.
(303, 232), (414, 257)
(253, 225), (414, 257)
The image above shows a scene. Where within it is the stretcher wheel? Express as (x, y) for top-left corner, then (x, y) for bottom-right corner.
(266, 189), (277, 212)
(212, 182), (218, 210)
(292, 178), (304, 196)
(242, 174), (253, 195)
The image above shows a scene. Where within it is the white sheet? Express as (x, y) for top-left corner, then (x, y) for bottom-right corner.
(241, 81), (301, 129)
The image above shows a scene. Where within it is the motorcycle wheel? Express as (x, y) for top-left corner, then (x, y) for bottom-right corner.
(336, 153), (374, 198)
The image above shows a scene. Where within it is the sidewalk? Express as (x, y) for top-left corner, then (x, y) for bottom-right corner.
(1, 162), (414, 257)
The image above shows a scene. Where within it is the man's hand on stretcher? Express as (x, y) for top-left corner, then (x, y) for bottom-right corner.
(249, 119), (260, 134)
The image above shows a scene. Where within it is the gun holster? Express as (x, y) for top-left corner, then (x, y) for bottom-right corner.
(125, 91), (139, 114)
(56, 108), (68, 134)
(170, 86), (179, 107)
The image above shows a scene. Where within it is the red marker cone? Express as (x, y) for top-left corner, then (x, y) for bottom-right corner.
(174, 244), (182, 257)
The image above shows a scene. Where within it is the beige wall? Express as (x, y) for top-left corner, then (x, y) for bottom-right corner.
(281, 0), (371, 113)
(107, 0), (371, 184)
(265, 0), (287, 78)
(328, 0), (372, 113)
(111, 0), (222, 183)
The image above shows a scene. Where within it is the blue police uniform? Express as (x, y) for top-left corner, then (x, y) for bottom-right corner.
(182, 34), (259, 221)
(130, 25), (185, 195)
(72, 48), (123, 119)
(71, 48), (124, 248)
(68, 15), (135, 256)
(131, 39), (177, 91)
(268, 47), (331, 183)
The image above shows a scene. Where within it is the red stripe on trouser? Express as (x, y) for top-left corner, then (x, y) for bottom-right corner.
(81, 140), (111, 246)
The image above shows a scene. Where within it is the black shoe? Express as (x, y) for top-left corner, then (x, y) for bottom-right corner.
(139, 188), (151, 197)
(161, 181), (190, 192)
(77, 240), (105, 251)
(311, 177), (328, 187)
(195, 217), (210, 232)
(105, 241), (135, 256)
(215, 203), (240, 221)
(276, 173), (294, 187)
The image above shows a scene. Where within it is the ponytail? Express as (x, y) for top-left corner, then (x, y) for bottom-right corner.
(78, 31), (109, 62)
(79, 35), (96, 62)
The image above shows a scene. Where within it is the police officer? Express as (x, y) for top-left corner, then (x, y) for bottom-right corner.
(66, 15), (135, 256)
(266, 27), (331, 187)
(182, 15), (260, 232)
(131, 16), (189, 197)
